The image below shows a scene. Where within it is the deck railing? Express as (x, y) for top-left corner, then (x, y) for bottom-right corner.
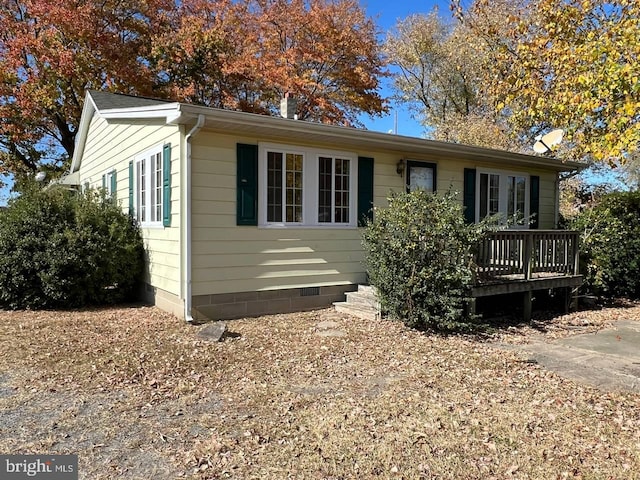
(474, 230), (580, 282)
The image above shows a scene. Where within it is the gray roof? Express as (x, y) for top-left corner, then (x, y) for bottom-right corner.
(88, 90), (173, 110)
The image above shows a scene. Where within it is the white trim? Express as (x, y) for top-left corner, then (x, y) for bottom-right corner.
(258, 142), (358, 228)
(70, 91), (98, 173)
(98, 103), (181, 120)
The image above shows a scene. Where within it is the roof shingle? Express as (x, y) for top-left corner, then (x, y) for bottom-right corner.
(89, 90), (173, 110)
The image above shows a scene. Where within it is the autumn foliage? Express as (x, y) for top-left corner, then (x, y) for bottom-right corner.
(452, 0), (640, 164)
(0, 0), (172, 177)
(0, 0), (386, 180)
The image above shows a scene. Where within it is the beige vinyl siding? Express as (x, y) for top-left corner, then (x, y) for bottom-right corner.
(78, 114), (182, 296)
(190, 132), (368, 296)
(537, 170), (558, 229)
(190, 131), (562, 296)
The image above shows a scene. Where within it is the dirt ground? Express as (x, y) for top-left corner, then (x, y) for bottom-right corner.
(1, 304), (639, 479)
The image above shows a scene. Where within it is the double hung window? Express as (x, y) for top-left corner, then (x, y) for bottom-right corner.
(134, 145), (163, 226)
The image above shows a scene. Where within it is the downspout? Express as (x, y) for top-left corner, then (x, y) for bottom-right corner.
(184, 114), (205, 322)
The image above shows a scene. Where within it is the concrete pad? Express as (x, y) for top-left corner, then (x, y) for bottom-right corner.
(499, 320), (640, 394)
(556, 320), (640, 360)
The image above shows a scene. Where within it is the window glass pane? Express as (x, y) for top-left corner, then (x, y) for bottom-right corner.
(318, 157), (332, 223)
(334, 158), (349, 223)
(480, 173), (500, 219)
(516, 176), (526, 215)
(408, 165), (434, 192)
(489, 174), (499, 215)
(137, 160), (146, 223)
(267, 152), (283, 222)
(507, 175), (527, 224)
(286, 153), (303, 222)
(153, 153), (162, 222)
(507, 176), (516, 217)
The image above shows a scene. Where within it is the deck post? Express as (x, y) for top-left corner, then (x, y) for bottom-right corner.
(523, 233), (534, 280)
(523, 290), (533, 322)
(572, 232), (580, 275)
(466, 297), (477, 317)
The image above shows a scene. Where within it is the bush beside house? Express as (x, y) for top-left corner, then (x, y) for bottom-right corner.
(571, 191), (640, 299)
(362, 190), (492, 331)
(0, 185), (144, 309)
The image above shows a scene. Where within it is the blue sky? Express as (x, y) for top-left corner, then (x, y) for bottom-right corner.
(361, 0), (454, 137)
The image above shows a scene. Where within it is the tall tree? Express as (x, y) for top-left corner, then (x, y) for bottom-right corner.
(154, 0), (387, 125)
(384, 10), (518, 150)
(250, 0), (387, 124)
(0, 0), (172, 180)
(453, 0), (640, 164)
(1, 0), (388, 183)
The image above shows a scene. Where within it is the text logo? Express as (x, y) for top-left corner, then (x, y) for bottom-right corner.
(0, 455), (77, 479)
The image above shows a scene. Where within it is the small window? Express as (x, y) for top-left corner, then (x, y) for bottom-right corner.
(319, 156), (350, 224)
(267, 151), (303, 223)
(104, 170), (116, 198)
(406, 161), (436, 193)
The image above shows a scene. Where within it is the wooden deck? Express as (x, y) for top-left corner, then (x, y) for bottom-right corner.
(470, 230), (583, 320)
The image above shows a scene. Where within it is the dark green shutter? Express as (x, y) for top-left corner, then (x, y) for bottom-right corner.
(357, 157), (374, 227)
(530, 175), (540, 229)
(163, 144), (171, 227)
(101, 174), (106, 190)
(463, 168), (476, 224)
(128, 161), (134, 216)
(110, 169), (117, 200)
(237, 143), (258, 225)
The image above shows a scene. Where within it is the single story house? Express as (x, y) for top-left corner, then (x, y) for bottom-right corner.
(64, 90), (579, 321)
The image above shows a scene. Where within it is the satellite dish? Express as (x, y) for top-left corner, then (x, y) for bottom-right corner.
(533, 129), (564, 154)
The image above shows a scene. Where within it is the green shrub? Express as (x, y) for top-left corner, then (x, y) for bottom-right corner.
(0, 186), (145, 309)
(362, 190), (492, 331)
(570, 191), (640, 299)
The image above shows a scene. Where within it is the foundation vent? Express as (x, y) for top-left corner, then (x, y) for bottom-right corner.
(300, 287), (320, 297)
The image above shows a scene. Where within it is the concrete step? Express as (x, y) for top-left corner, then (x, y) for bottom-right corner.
(345, 290), (379, 309)
(358, 284), (377, 295)
(333, 301), (380, 321)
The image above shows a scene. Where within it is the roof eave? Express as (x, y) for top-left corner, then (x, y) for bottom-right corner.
(70, 91), (98, 173)
(174, 104), (579, 173)
(98, 103), (182, 120)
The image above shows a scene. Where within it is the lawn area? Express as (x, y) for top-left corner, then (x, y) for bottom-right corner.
(0, 305), (639, 479)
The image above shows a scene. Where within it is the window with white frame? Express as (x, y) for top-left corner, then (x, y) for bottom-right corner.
(477, 170), (529, 227)
(104, 170), (116, 198)
(259, 143), (357, 227)
(134, 145), (163, 226)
